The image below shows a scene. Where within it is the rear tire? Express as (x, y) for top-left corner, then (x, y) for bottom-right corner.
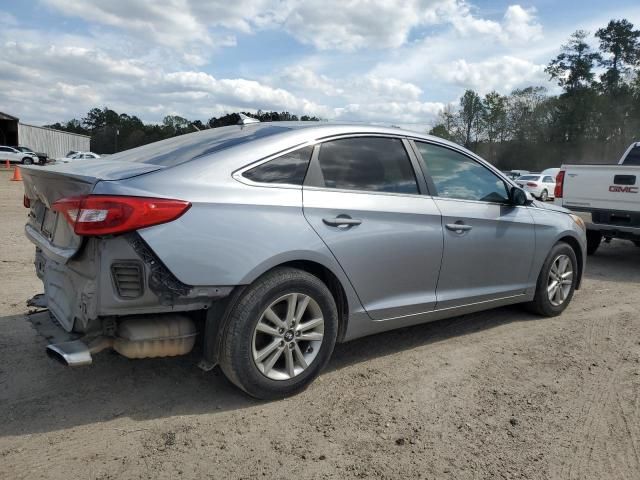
(586, 231), (602, 255)
(218, 267), (338, 400)
(526, 242), (578, 317)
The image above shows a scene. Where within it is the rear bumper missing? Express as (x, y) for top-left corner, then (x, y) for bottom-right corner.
(32, 232), (232, 333)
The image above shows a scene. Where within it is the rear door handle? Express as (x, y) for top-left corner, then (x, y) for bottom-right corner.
(323, 216), (362, 227)
(445, 223), (472, 233)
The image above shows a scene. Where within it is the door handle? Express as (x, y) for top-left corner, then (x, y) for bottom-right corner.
(323, 216), (362, 227)
(445, 223), (472, 233)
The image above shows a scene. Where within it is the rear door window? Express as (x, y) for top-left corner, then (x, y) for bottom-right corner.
(310, 137), (419, 194)
(415, 142), (509, 203)
(242, 146), (313, 185)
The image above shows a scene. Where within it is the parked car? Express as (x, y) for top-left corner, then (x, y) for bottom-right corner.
(541, 167), (560, 178)
(555, 141), (640, 254)
(55, 151), (101, 164)
(505, 169), (530, 180)
(21, 122), (586, 399)
(0, 145), (39, 165)
(16, 146), (48, 164)
(515, 174), (556, 201)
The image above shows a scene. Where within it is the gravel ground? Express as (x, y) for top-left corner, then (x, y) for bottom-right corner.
(1, 169), (639, 480)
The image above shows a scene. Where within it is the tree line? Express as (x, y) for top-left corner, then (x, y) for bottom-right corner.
(429, 19), (640, 170)
(46, 110), (320, 154)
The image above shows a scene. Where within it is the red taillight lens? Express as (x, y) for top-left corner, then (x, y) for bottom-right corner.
(23, 195), (30, 208)
(526, 182), (538, 187)
(555, 170), (565, 198)
(52, 195), (191, 236)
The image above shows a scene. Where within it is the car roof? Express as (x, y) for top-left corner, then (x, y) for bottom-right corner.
(105, 121), (472, 169)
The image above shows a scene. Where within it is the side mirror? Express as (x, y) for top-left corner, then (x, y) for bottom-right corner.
(510, 186), (532, 206)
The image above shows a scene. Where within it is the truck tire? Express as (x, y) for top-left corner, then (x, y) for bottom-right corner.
(586, 231), (602, 255)
(526, 242), (578, 317)
(218, 267), (338, 400)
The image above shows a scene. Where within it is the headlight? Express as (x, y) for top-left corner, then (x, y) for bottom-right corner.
(569, 214), (586, 231)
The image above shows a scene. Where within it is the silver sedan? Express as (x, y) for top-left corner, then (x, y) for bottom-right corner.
(22, 121), (586, 399)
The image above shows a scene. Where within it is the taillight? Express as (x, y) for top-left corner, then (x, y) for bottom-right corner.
(52, 195), (191, 236)
(555, 170), (565, 198)
(23, 195), (30, 208)
(526, 182), (538, 187)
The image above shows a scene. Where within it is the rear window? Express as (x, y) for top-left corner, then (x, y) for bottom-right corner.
(518, 175), (540, 181)
(243, 146), (313, 185)
(623, 146), (640, 165)
(104, 124), (291, 167)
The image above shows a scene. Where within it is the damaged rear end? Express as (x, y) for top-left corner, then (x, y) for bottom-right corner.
(21, 161), (228, 365)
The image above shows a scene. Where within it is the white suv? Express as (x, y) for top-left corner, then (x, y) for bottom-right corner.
(0, 146), (39, 165)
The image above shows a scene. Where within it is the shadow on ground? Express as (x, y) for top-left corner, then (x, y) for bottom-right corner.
(1, 240), (638, 437)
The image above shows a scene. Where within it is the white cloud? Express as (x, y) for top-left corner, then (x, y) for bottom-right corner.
(335, 100), (444, 125)
(281, 0), (452, 51)
(434, 56), (546, 93)
(280, 66), (344, 97)
(0, 0), (581, 129)
(503, 5), (543, 42)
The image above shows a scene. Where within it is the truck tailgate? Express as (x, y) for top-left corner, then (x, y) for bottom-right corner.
(563, 165), (640, 211)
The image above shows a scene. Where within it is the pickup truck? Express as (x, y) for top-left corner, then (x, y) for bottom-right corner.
(555, 142), (640, 255)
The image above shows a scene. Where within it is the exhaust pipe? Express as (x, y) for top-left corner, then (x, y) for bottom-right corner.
(46, 337), (113, 366)
(46, 315), (196, 366)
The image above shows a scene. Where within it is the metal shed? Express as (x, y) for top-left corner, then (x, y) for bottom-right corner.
(0, 112), (90, 159)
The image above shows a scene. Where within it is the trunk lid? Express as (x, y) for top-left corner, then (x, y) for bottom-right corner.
(21, 161), (164, 261)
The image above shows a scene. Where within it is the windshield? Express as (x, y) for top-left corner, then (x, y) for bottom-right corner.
(106, 124), (291, 166)
(518, 175), (540, 181)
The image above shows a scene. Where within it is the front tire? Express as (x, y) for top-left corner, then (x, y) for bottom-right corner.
(527, 242), (577, 317)
(218, 267), (338, 399)
(22, 157), (33, 165)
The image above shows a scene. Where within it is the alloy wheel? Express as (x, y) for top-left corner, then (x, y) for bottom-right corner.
(252, 293), (324, 381)
(547, 254), (573, 306)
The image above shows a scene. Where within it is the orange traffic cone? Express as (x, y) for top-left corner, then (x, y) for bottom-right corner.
(11, 167), (22, 181)
(4, 160), (9, 169)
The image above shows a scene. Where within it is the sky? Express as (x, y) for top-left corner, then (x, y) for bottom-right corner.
(1, 0), (639, 131)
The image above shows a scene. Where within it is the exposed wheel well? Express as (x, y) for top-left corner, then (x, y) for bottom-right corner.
(558, 236), (583, 289)
(277, 260), (349, 342)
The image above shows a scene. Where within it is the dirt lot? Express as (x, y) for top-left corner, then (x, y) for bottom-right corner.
(1, 169), (639, 480)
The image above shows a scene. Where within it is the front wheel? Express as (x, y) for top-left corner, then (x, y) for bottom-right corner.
(526, 242), (577, 317)
(218, 267), (338, 399)
(22, 157), (33, 165)
(540, 190), (548, 201)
